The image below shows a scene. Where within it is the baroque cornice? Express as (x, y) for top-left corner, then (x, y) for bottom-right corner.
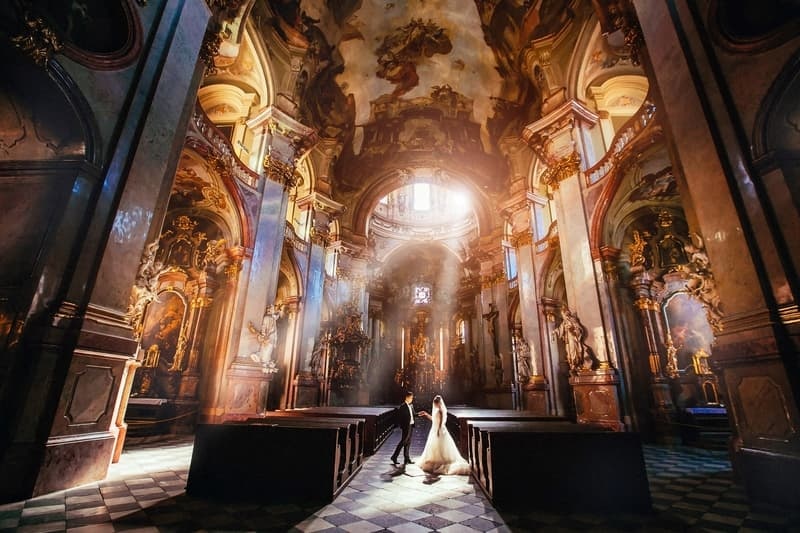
(296, 192), (345, 217)
(522, 99), (598, 164)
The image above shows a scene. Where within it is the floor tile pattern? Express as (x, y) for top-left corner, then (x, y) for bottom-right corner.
(1, 418), (799, 532)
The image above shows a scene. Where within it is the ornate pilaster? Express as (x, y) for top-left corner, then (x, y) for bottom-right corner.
(524, 99), (624, 429)
(222, 104), (317, 420)
(500, 192), (549, 413)
(247, 104), (318, 189)
(292, 193), (344, 406)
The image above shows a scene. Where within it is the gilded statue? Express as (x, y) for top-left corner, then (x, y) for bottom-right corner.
(143, 343), (161, 368)
(692, 348), (712, 375)
(628, 230), (648, 271)
(412, 331), (430, 358)
(168, 335), (188, 372)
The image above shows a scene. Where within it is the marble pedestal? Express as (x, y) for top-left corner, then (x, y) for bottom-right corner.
(570, 368), (624, 430)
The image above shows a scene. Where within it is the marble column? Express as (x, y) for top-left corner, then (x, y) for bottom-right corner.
(222, 104), (317, 419)
(636, 0), (800, 506)
(479, 253), (513, 409)
(523, 100), (624, 430)
(501, 193), (550, 413)
(0, 0), (213, 502)
(292, 193), (343, 407)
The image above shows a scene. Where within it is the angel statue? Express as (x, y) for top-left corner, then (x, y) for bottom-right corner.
(683, 232), (710, 272)
(247, 305), (282, 372)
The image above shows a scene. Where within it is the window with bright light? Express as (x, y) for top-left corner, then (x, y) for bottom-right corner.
(413, 182), (431, 211)
(455, 318), (465, 345)
(413, 284), (431, 304)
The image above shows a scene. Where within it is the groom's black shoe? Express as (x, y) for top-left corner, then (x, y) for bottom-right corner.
(404, 460), (414, 464)
(390, 457), (399, 465)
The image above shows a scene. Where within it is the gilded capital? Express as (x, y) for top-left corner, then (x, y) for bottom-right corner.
(263, 155), (299, 188)
(541, 151), (581, 190)
(512, 230), (534, 248)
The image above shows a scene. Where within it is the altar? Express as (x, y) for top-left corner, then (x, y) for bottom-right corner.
(395, 328), (445, 408)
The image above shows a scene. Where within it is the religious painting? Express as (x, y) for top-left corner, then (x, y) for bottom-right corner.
(140, 290), (186, 374)
(375, 19), (453, 98)
(663, 292), (715, 372)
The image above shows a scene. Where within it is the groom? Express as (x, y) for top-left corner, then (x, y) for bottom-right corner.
(391, 391), (416, 465)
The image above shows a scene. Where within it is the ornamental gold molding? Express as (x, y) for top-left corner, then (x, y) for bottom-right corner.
(125, 240), (165, 341)
(481, 271), (506, 289)
(606, 0), (645, 66)
(11, 11), (62, 67)
(541, 151), (581, 190)
(263, 154), (299, 188)
(634, 297), (658, 312)
(224, 260), (242, 281)
(512, 230), (533, 248)
(199, 26), (222, 75)
(191, 296), (214, 309)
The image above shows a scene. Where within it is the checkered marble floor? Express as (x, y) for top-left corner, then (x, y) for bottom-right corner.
(1, 419), (799, 532)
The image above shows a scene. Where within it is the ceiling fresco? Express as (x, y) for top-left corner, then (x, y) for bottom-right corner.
(326, 0), (502, 131)
(265, 1), (575, 148)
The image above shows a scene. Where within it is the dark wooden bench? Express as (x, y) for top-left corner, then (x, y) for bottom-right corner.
(187, 422), (352, 503)
(247, 415), (365, 477)
(467, 420), (651, 513)
(277, 406), (396, 455)
(446, 408), (568, 455)
(467, 420), (603, 493)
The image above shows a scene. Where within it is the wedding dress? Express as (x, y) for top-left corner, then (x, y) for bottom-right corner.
(417, 397), (471, 475)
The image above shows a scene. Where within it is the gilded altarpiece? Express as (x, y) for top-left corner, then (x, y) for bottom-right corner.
(127, 215), (229, 436)
(627, 210), (725, 443)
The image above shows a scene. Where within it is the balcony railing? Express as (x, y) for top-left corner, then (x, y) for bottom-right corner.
(188, 104), (260, 189)
(585, 98), (657, 186)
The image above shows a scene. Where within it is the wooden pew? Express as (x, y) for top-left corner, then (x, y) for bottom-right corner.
(446, 408), (568, 455)
(277, 406), (396, 455)
(467, 420), (603, 493)
(467, 420), (651, 513)
(187, 422), (350, 503)
(247, 415), (364, 477)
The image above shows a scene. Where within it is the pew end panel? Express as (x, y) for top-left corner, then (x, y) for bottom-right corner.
(485, 429), (652, 513)
(187, 423), (342, 503)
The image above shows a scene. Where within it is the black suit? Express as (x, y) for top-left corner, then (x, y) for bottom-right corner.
(391, 401), (415, 463)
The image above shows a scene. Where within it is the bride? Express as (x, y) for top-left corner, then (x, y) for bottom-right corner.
(416, 395), (471, 475)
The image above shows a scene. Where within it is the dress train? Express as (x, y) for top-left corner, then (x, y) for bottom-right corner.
(416, 407), (470, 475)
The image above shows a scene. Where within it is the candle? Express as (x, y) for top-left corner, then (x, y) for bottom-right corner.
(439, 326), (444, 370)
(401, 327), (405, 369)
